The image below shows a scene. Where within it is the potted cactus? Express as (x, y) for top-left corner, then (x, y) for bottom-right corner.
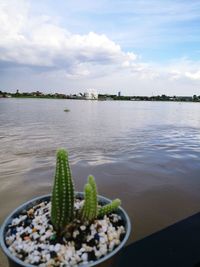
(0, 149), (131, 267)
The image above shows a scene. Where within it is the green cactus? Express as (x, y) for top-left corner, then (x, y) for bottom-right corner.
(50, 150), (121, 233)
(51, 149), (74, 233)
(81, 176), (98, 221)
(88, 175), (98, 218)
(98, 199), (121, 218)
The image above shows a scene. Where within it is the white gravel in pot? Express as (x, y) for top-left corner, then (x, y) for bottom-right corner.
(5, 199), (126, 267)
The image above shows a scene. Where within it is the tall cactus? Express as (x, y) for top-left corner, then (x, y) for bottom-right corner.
(81, 175), (98, 221)
(51, 149), (74, 233)
(98, 199), (121, 218)
(88, 175), (98, 218)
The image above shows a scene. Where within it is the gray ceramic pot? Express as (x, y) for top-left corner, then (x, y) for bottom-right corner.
(0, 193), (131, 267)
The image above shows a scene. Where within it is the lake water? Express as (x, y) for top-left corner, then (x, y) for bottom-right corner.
(1, 98), (200, 265)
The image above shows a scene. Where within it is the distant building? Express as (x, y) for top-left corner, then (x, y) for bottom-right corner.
(118, 91), (121, 97)
(84, 90), (98, 100)
(31, 91), (43, 97)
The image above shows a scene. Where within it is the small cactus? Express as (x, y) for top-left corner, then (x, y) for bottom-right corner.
(81, 176), (98, 221)
(51, 149), (74, 233)
(98, 199), (121, 218)
(50, 149), (122, 234)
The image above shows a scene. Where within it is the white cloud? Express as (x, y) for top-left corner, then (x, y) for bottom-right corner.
(185, 71), (200, 80)
(0, 0), (200, 95)
(0, 0), (138, 77)
(163, 58), (200, 81)
(168, 70), (182, 81)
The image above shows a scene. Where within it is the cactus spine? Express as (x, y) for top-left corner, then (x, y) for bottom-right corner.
(51, 149), (74, 232)
(98, 199), (121, 218)
(81, 175), (98, 221)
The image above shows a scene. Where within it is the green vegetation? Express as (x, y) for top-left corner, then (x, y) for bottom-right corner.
(0, 90), (69, 99)
(98, 94), (200, 102)
(51, 149), (121, 235)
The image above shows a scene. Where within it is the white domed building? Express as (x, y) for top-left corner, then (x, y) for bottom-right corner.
(84, 90), (98, 100)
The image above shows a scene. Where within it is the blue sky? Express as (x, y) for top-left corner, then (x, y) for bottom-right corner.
(0, 0), (200, 95)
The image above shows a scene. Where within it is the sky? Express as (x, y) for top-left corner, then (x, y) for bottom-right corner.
(0, 0), (200, 96)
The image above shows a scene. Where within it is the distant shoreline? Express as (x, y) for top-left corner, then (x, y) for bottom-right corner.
(0, 91), (200, 103)
(0, 96), (200, 103)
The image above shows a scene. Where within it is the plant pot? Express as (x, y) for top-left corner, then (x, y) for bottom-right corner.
(0, 193), (131, 267)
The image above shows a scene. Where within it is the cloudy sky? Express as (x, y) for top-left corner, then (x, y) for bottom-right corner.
(1, 0), (200, 96)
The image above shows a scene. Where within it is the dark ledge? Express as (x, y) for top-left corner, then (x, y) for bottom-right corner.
(115, 212), (200, 267)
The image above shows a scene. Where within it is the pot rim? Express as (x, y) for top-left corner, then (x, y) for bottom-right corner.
(0, 193), (131, 267)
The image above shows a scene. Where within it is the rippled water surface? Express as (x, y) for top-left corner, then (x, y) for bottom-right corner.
(1, 99), (200, 264)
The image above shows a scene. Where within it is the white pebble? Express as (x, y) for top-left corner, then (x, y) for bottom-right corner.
(54, 243), (61, 252)
(80, 225), (86, 231)
(27, 227), (32, 234)
(45, 230), (52, 238)
(100, 245), (107, 255)
(73, 230), (80, 238)
(79, 247), (86, 253)
(45, 253), (51, 261)
(33, 233), (40, 240)
(39, 227), (46, 235)
(49, 245), (55, 251)
(70, 257), (77, 265)
(99, 237), (106, 244)
(95, 250), (101, 258)
(81, 253), (88, 261)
